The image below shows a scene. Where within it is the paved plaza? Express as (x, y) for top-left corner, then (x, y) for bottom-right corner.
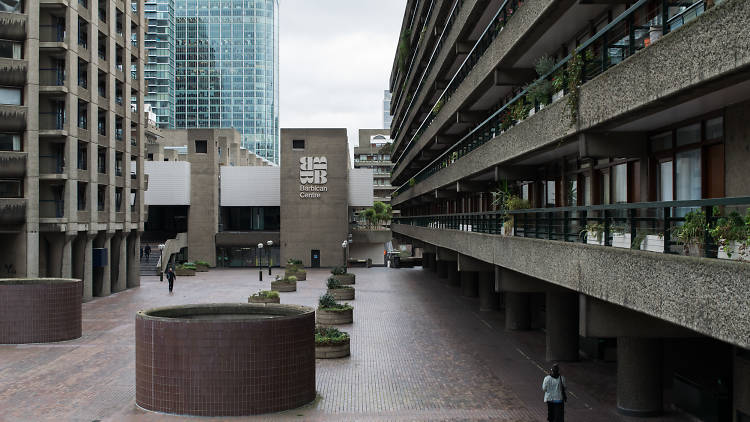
(0, 267), (694, 421)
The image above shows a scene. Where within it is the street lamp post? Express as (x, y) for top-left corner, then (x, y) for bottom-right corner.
(266, 240), (273, 275)
(257, 243), (263, 281)
(341, 241), (347, 268)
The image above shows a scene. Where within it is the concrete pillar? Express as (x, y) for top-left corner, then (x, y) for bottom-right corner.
(447, 263), (460, 287)
(61, 234), (73, 278)
(127, 231), (141, 288)
(734, 349), (750, 420)
(47, 234), (64, 277)
(422, 253), (431, 270)
(83, 235), (94, 300)
(505, 292), (530, 330)
(437, 260), (449, 279)
(99, 234), (112, 297)
(546, 291), (579, 362)
(478, 271), (500, 311)
(429, 254), (438, 272)
(460, 271), (478, 297)
(616, 337), (663, 416)
(113, 232), (127, 292)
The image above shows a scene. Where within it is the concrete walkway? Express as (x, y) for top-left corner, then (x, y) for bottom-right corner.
(0, 267), (693, 421)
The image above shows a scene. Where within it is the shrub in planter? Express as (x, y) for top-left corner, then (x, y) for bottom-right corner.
(710, 211), (750, 261)
(248, 290), (280, 304)
(316, 293), (353, 325)
(285, 259), (306, 280)
(326, 277), (355, 300)
(175, 263), (196, 276)
(672, 209), (710, 257)
(330, 266), (355, 284)
(315, 326), (350, 359)
(271, 275), (297, 292)
(194, 260), (210, 272)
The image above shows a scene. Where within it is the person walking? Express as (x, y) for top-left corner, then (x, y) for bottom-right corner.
(542, 363), (567, 422)
(144, 245), (151, 261)
(165, 266), (176, 294)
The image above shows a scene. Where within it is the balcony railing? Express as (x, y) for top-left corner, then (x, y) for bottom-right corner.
(39, 154), (64, 174)
(39, 199), (64, 218)
(39, 25), (65, 43)
(394, 0), (708, 197)
(394, 197), (750, 260)
(39, 112), (65, 130)
(39, 68), (65, 86)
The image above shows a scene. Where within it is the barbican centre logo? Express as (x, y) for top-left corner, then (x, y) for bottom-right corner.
(299, 156), (328, 199)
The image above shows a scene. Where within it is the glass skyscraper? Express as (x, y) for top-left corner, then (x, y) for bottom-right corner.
(147, 0), (280, 163)
(144, 0), (176, 128)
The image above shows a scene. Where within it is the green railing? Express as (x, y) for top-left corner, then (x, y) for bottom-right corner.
(393, 0), (712, 197)
(394, 197), (750, 259)
(393, 0), (523, 166)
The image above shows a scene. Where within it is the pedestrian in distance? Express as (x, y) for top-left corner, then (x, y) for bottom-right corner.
(144, 245), (151, 261)
(542, 363), (567, 422)
(165, 266), (176, 294)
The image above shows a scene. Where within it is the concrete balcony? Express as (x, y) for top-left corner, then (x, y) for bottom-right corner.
(0, 105), (26, 132)
(0, 12), (26, 41)
(0, 58), (27, 86)
(0, 198), (26, 224)
(0, 152), (27, 178)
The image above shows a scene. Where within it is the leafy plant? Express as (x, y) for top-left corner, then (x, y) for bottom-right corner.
(500, 110), (513, 131)
(331, 266), (347, 275)
(327, 277), (343, 289)
(287, 258), (302, 266)
(178, 262), (196, 270)
(286, 275), (298, 283)
(563, 49), (594, 127)
(432, 98), (444, 116)
(511, 99), (532, 122)
(318, 293), (353, 311)
(526, 56), (555, 106)
(551, 68), (566, 93)
(409, 177), (416, 187)
(251, 290), (279, 299)
(672, 209), (710, 253)
(397, 29), (412, 74)
(709, 210), (750, 258)
(582, 222), (606, 243)
(314, 326), (350, 346)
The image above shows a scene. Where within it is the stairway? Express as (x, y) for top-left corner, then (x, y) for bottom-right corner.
(139, 243), (161, 276)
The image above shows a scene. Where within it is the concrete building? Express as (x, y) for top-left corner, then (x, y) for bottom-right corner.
(354, 129), (396, 205)
(388, 0), (750, 420)
(142, 128), (376, 270)
(383, 89), (393, 129)
(0, 0), (147, 300)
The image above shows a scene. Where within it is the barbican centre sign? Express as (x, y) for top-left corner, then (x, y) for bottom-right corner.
(299, 156), (328, 198)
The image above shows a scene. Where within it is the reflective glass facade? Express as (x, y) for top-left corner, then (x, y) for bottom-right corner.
(383, 90), (392, 130)
(174, 0), (280, 163)
(144, 0), (176, 128)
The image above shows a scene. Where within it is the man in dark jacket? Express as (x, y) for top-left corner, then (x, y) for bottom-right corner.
(165, 267), (176, 293)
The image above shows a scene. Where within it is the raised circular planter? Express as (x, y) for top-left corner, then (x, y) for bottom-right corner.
(271, 280), (297, 292)
(327, 287), (355, 300)
(0, 278), (82, 344)
(316, 307), (353, 325)
(248, 295), (280, 304)
(316, 340), (350, 359)
(135, 303), (316, 416)
(285, 269), (306, 281)
(331, 273), (355, 285)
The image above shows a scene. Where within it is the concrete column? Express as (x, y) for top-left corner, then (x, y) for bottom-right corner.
(429, 254), (438, 272)
(478, 271), (500, 311)
(100, 234), (112, 297)
(83, 235), (94, 300)
(423, 253), (433, 271)
(505, 292), (530, 330)
(61, 234), (74, 278)
(460, 271), (478, 297)
(437, 260), (449, 279)
(47, 234), (64, 277)
(616, 337), (663, 416)
(447, 263), (460, 287)
(127, 231), (141, 288)
(546, 291), (579, 362)
(113, 232), (127, 292)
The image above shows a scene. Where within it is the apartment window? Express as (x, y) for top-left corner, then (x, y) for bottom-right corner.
(78, 60), (88, 88)
(77, 100), (87, 129)
(195, 140), (207, 153)
(78, 19), (88, 49)
(115, 188), (122, 211)
(77, 142), (87, 170)
(612, 163), (628, 204)
(292, 139), (305, 150)
(77, 182), (86, 210)
(0, 87), (22, 105)
(97, 147), (106, 174)
(130, 189), (136, 211)
(0, 133), (21, 151)
(0, 40), (22, 59)
(97, 186), (105, 211)
(147, 153), (153, 161)
(0, 180), (22, 198)
(115, 153), (123, 176)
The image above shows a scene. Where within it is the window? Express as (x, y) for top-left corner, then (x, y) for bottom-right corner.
(0, 133), (21, 151)
(77, 182), (86, 210)
(292, 139), (304, 150)
(675, 149), (701, 201)
(0, 87), (21, 105)
(612, 164), (627, 203)
(0, 40), (22, 59)
(195, 140), (207, 153)
(115, 188), (122, 211)
(658, 161), (673, 201)
(97, 186), (106, 211)
(0, 180), (21, 198)
(77, 142), (87, 170)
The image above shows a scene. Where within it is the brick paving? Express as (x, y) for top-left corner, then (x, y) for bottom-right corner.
(0, 267), (693, 421)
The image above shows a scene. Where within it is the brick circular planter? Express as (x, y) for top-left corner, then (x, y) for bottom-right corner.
(271, 280), (297, 292)
(331, 273), (355, 285)
(135, 303), (316, 416)
(0, 278), (82, 344)
(248, 296), (280, 304)
(285, 270), (306, 281)
(316, 307), (353, 325)
(327, 287), (355, 300)
(316, 340), (350, 359)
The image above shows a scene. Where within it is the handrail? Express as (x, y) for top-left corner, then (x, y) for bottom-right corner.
(393, 0), (522, 166)
(392, 0), (675, 197)
(392, 0), (464, 143)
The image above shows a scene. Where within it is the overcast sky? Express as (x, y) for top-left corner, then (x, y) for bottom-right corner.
(279, 1), (406, 148)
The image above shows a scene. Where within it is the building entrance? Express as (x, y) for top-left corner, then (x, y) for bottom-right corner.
(311, 250), (320, 268)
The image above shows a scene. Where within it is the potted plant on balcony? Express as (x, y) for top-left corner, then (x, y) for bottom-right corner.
(551, 68), (566, 103)
(582, 222), (606, 246)
(526, 56), (554, 112)
(610, 224), (630, 249)
(315, 326), (350, 359)
(316, 293), (353, 325)
(327, 277), (355, 300)
(175, 262), (196, 276)
(248, 290), (280, 304)
(271, 275), (297, 292)
(330, 266), (355, 285)
(710, 211), (750, 261)
(672, 209), (709, 257)
(640, 232), (665, 253)
(194, 260), (210, 272)
(285, 258), (306, 280)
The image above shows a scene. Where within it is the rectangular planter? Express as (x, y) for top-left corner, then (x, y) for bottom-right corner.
(612, 233), (631, 249)
(586, 231), (604, 246)
(175, 268), (195, 276)
(248, 296), (280, 304)
(640, 235), (665, 253)
(195, 264), (209, 272)
(270, 281), (296, 292)
(331, 273), (355, 285)
(285, 270), (306, 281)
(717, 240), (750, 261)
